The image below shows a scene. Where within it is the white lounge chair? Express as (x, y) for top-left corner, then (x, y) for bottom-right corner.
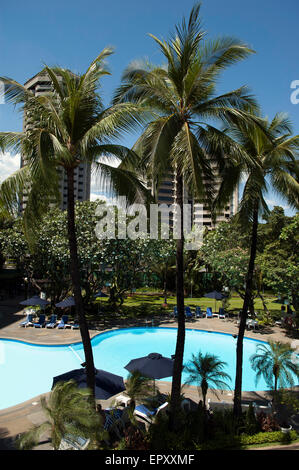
(134, 401), (168, 426)
(45, 314), (57, 328)
(58, 435), (90, 450)
(19, 313), (34, 328)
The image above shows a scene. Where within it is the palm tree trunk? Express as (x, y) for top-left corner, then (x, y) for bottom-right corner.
(66, 168), (95, 396)
(170, 173), (185, 430)
(233, 201), (259, 417)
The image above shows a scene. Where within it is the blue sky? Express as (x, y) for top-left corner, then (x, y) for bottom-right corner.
(0, 0), (298, 214)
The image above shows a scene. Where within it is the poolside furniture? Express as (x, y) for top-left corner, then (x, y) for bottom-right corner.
(57, 315), (70, 329)
(134, 401), (168, 427)
(33, 314), (46, 328)
(195, 306), (204, 318)
(19, 313), (34, 328)
(247, 319), (259, 330)
(173, 306), (178, 317)
(52, 368), (125, 400)
(103, 407), (130, 441)
(218, 308), (227, 319)
(114, 393), (131, 408)
(58, 435), (90, 450)
(206, 307), (213, 318)
(71, 320), (80, 329)
(45, 314), (57, 328)
(185, 306), (193, 319)
(104, 408), (123, 429)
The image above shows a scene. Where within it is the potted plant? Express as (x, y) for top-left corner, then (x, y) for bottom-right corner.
(280, 421), (293, 433)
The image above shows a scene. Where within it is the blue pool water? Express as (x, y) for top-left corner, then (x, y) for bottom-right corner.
(0, 327), (278, 410)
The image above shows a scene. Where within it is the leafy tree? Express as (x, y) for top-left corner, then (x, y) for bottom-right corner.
(184, 352), (231, 409)
(16, 380), (105, 450)
(114, 2), (257, 428)
(259, 213), (299, 311)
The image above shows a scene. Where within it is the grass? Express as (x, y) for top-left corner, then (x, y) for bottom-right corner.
(94, 291), (282, 317)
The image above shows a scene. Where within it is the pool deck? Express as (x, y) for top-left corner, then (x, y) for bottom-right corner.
(0, 298), (298, 450)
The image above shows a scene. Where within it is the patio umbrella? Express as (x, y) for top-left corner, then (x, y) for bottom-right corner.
(204, 290), (225, 313)
(52, 368), (125, 400)
(20, 295), (50, 307)
(125, 352), (174, 391)
(55, 296), (75, 308)
(94, 291), (108, 298)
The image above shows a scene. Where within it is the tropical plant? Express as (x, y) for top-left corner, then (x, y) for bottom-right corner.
(0, 51), (151, 394)
(114, 2), (258, 428)
(215, 112), (299, 416)
(16, 380), (105, 450)
(184, 351), (231, 409)
(124, 370), (155, 412)
(250, 341), (299, 398)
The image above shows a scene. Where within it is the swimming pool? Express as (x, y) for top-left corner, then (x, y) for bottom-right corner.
(0, 327), (279, 410)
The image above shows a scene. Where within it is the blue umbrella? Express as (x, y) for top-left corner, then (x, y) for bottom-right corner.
(20, 295), (50, 307)
(55, 296), (75, 308)
(94, 291), (108, 298)
(204, 291), (225, 313)
(125, 352), (174, 380)
(52, 368), (125, 400)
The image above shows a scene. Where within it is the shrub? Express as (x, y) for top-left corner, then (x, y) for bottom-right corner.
(240, 430), (298, 446)
(195, 430), (298, 450)
(256, 412), (280, 432)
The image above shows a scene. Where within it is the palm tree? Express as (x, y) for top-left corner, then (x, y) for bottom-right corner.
(113, 2), (258, 428)
(215, 112), (299, 417)
(16, 380), (104, 450)
(250, 341), (299, 400)
(0, 51), (151, 395)
(124, 370), (155, 413)
(184, 352), (231, 409)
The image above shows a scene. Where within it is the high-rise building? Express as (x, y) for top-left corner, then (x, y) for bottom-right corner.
(20, 71), (91, 212)
(155, 168), (238, 230)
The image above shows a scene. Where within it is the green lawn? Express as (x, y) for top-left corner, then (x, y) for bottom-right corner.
(95, 291), (282, 317)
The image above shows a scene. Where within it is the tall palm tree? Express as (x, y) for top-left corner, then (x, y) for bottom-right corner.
(250, 341), (299, 399)
(113, 2), (258, 428)
(184, 351), (231, 409)
(0, 51), (151, 395)
(215, 112), (299, 417)
(16, 380), (105, 450)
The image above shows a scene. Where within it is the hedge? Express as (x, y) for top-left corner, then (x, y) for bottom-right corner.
(196, 430), (298, 450)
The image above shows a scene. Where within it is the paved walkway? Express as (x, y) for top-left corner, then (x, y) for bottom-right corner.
(0, 301), (298, 450)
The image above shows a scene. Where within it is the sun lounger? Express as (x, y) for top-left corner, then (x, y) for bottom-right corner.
(172, 306), (178, 318)
(71, 322), (79, 329)
(46, 314), (57, 328)
(185, 306), (193, 319)
(33, 314), (46, 328)
(19, 313), (33, 328)
(57, 315), (70, 329)
(58, 315), (69, 328)
(195, 306), (203, 318)
(206, 307), (213, 318)
(218, 308), (227, 319)
(58, 435), (90, 450)
(247, 319), (259, 330)
(134, 401), (168, 426)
